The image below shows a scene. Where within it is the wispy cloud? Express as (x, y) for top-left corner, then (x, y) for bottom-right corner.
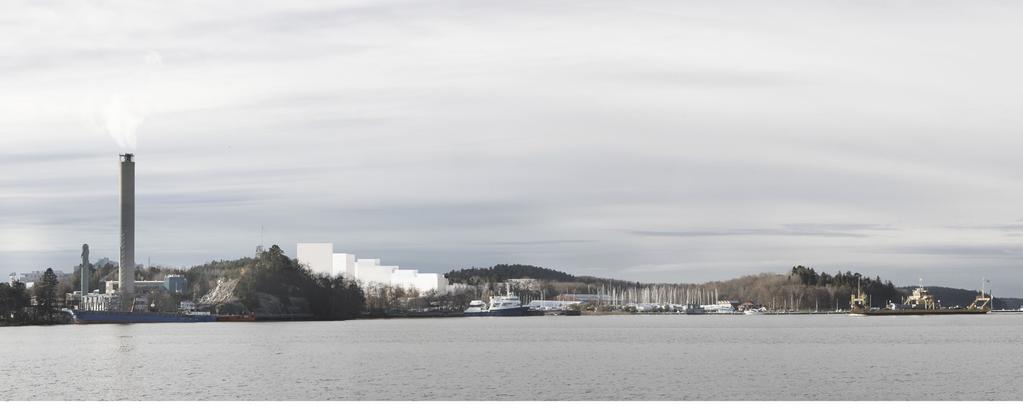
(886, 244), (1023, 260)
(483, 239), (594, 246)
(628, 223), (895, 238)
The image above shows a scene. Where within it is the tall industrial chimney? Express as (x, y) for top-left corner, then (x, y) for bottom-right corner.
(119, 153), (135, 303)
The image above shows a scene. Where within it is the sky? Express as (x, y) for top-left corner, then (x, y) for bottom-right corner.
(2, 0), (1023, 295)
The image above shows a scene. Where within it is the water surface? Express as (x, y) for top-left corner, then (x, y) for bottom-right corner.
(3, 314), (1021, 400)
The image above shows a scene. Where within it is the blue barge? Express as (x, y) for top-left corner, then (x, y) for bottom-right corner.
(70, 310), (217, 324)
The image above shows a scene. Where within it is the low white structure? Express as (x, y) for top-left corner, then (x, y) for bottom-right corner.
(296, 243), (449, 295)
(413, 273), (447, 293)
(391, 269), (419, 289)
(296, 243), (334, 275)
(332, 253), (355, 277)
(355, 258), (396, 285)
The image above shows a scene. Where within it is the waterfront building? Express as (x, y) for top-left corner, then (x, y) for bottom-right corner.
(164, 275), (186, 294)
(332, 253), (355, 278)
(134, 281), (166, 294)
(414, 273), (447, 293)
(296, 243), (334, 275)
(81, 293), (120, 311)
(8, 270), (68, 284)
(390, 271), (448, 294)
(355, 259), (397, 285)
(105, 279), (178, 295)
(296, 243), (450, 295)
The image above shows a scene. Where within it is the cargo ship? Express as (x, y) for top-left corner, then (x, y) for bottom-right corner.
(70, 310), (217, 324)
(849, 282), (991, 316)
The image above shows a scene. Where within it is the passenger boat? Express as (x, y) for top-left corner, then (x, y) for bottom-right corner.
(463, 300), (489, 316)
(463, 284), (531, 317)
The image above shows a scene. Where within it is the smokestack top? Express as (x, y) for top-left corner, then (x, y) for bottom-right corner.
(120, 153), (134, 162)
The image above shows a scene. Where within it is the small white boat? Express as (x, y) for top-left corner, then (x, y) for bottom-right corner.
(464, 300), (488, 316)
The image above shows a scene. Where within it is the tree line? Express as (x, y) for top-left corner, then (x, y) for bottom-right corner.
(211, 245), (365, 320)
(0, 268), (69, 325)
(445, 264), (577, 284)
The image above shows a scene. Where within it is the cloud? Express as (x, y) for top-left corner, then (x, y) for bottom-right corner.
(628, 223), (895, 238)
(886, 244), (1023, 260)
(483, 239), (595, 246)
(4, 1), (1023, 295)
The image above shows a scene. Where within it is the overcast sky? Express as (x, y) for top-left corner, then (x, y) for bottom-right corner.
(3, 0), (1023, 294)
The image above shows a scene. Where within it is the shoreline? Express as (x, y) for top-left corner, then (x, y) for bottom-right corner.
(8, 309), (1023, 327)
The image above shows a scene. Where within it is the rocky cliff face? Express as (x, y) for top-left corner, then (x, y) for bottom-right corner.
(198, 278), (239, 306)
(198, 277), (312, 315)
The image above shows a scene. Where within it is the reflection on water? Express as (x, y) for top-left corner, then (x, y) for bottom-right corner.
(3, 315), (1022, 400)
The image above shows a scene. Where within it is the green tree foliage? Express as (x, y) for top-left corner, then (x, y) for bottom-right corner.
(310, 276), (366, 320)
(787, 265), (903, 307)
(34, 268), (60, 316)
(445, 264), (577, 283)
(0, 281), (32, 324)
(0, 284), (11, 318)
(229, 245), (365, 319)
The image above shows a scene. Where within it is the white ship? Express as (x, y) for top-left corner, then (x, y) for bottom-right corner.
(702, 300), (738, 314)
(743, 307), (766, 315)
(463, 284), (530, 317)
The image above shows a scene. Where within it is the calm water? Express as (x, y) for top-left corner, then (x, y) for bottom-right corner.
(3, 314), (1022, 400)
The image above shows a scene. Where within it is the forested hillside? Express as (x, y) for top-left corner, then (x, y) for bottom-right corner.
(445, 264), (577, 283)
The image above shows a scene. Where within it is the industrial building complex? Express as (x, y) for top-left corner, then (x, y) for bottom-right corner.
(297, 243), (448, 294)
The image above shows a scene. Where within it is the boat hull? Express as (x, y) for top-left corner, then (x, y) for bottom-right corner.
(463, 306), (531, 317)
(849, 308), (988, 316)
(71, 310), (216, 324)
(215, 314), (257, 322)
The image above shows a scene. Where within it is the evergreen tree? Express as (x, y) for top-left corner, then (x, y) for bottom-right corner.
(34, 268), (60, 317)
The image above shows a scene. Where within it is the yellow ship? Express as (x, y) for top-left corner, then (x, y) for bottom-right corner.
(849, 280), (990, 316)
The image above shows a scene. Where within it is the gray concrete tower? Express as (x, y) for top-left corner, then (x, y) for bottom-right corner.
(119, 153), (135, 302)
(80, 243), (90, 296)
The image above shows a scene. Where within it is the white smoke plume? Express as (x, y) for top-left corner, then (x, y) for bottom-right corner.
(83, 51), (164, 150)
(95, 94), (148, 149)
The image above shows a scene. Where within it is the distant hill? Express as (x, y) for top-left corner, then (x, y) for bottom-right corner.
(445, 264), (578, 284)
(445, 263), (1019, 311)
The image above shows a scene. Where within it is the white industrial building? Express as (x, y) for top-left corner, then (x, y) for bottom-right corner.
(296, 243), (448, 295)
(296, 243), (334, 275)
(355, 258), (396, 286)
(332, 253), (355, 277)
